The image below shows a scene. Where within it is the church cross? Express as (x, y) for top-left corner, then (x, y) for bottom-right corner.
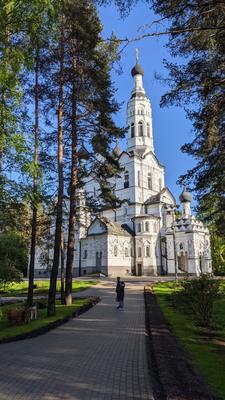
(135, 48), (138, 64)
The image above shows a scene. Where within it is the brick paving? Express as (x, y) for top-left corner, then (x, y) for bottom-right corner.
(0, 281), (154, 400)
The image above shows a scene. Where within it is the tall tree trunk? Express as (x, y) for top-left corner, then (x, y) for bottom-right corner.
(0, 93), (6, 175)
(47, 17), (65, 316)
(65, 45), (77, 306)
(0, 31), (8, 176)
(27, 47), (39, 308)
(60, 230), (65, 304)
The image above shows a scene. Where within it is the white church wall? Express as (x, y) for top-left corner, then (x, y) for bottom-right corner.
(115, 155), (136, 203)
(107, 235), (134, 277)
(33, 57), (211, 279)
(141, 236), (158, 275)
(81, 234), (108, 275)
(165, 234), (175, 274)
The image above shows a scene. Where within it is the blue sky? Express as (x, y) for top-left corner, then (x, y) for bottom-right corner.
(98, 2), (196, 206)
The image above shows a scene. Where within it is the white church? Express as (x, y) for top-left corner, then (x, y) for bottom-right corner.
(35, 54), (212, 278)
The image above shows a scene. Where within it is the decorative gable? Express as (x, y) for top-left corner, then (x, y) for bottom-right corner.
(160, 188), (176, 205)
(87, 219), (107, 236)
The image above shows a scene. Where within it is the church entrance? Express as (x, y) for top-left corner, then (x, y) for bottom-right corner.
(177, 251), (188, 273)
(199, 253), (204, 273)
(137, 263), (142, 276)
(96, 252), (102, 272)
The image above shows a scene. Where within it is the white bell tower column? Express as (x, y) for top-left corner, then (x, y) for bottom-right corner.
(126, 49), (154, 155)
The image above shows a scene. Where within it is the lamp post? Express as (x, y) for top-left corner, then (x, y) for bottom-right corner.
(171, 205), (178, 282)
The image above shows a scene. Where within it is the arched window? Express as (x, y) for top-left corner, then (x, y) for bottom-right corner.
(147, 123), (151, 138)
(141, 109), (144, 115)
(148, 173), (152, 190)
(138, 171), (141, 187)
(138, 121), (143, 137)
(144, 205), (148, 214)
(124, 171), (129, 188)
(138, 247), (142, 257)
(114, 246), (118, 256)
(146, 246), (150, 257)
(83, 250), (87, 259)
(131, 123), (135, 138)
(145, 222), (149, 232)
(137, 223), (141, 233)
(125, 247), (129, 257)
(153, 222), (157, 233)
(162, 212), (167, 227)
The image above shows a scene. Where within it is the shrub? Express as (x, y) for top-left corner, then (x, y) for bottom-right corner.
(0, 232), (28, 276)
(0, 260), (22, 290)
(180, 275), (220, 327)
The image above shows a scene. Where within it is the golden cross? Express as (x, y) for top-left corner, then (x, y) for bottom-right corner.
(135, 48), (138, 64)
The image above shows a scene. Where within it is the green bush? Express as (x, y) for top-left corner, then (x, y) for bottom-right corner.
(179, 275), (220, 327)
(0, 232), (28, 276)
(0, 260), (22, 290)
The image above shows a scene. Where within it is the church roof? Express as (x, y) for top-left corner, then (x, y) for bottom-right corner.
(174, 216), (209, 234)
(179, 189), (192, 203)
(131, 63), (144, 77)
(144, 188), (176, 205)
(144, 193), (161, 205)
(121, 224), (135, 236)
(142, 151), (164, 168)
(88, 216), (132, 237)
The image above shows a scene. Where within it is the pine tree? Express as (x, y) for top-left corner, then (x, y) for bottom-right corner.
(0, 1), (29, 201)
(150, 0), (225, 235)
(47, 10), (65, 315)
(25, 1), (55, 308)
(60, 0), (124, 306)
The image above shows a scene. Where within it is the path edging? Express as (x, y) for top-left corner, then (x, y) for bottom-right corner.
(0, 296), (100, 345)
(144, 286), (221, 400)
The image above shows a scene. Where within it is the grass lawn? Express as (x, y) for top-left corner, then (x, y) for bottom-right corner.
(0, 298), (90, 341)
(153, 280), (225, 399)
(0, 280), (98, 297)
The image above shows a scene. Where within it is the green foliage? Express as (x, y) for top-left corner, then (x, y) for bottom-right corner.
(0, 261), (22, 290)
(0, 232), (28, 276)
(178, 276), (220, 327)
(154, 281), (225, 398)
(150, 1), (225, 235)
(0, 298), (90, 341)
(0, 279), (98, 296)
(210, 226), (225, 276)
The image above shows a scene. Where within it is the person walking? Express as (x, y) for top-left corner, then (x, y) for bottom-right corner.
(116, 277), (125, 309)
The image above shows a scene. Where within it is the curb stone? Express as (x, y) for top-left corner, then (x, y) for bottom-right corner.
(144, 287), (221, 400)
(0, 296), (101, 345)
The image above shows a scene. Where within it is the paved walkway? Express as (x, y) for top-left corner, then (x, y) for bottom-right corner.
(0, 282), (154, 400)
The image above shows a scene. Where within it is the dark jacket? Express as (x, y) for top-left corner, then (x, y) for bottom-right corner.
(116, 281), (125, 301)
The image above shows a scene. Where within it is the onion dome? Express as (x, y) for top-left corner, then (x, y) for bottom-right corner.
(179, 189), (192, 203)
(113, 144), (122, 158)
(131, 63), (144, 77)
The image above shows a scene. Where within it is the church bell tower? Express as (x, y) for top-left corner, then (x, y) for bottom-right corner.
(126, 50), (154, 155)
